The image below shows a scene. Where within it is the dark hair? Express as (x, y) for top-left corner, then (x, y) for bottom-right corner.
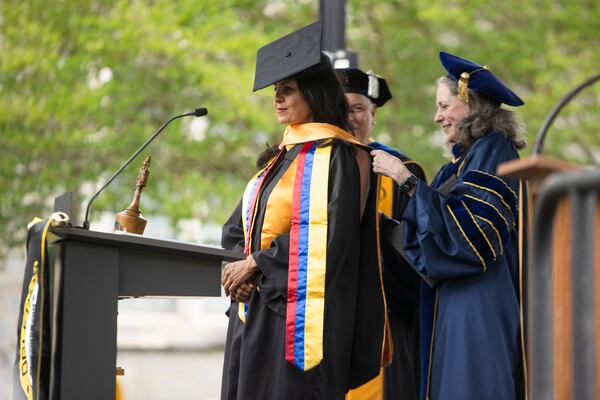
(294, 55), (351, 131)
(256, 143), (279, 169)
(437, 76), (526, 150)
(257, 55), (351, 168)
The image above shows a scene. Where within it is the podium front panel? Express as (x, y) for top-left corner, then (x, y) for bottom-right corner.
(118, 247), (222, 297)
(45, 227), (242, 400)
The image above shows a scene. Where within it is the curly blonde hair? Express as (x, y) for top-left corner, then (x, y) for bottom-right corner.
(437, 76), (526, 150)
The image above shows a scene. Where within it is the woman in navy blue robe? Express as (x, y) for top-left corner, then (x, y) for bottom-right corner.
(371, 52), (528, 400)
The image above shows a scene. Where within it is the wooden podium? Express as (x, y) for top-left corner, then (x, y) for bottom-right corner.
(498, 155), (584, 399)
(498, 154), (578, 196)
(45, 227), (243, 400)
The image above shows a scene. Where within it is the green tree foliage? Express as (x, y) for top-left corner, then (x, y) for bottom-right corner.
(1, 0), (599, 255)
(347, 0), (600, 175)
(0, 0), (316, 249)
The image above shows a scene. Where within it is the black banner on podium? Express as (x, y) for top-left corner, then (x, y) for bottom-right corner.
(13, 219), (54, 400)
(12, 219), (242, 399)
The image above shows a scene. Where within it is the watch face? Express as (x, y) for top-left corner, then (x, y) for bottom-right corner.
(401, 175), (417, 192)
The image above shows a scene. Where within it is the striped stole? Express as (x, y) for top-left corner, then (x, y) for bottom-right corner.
(237, 123), (355, 368)
(285, 141), (331, 371)
(238, 152), (281, 322)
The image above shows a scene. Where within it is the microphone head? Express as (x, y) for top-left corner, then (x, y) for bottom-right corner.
(193, 107), (208, 117)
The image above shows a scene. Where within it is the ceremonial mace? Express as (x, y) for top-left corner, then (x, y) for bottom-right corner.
(114, 156), (151, 234)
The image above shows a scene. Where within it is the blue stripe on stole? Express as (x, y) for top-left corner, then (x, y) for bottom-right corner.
(293, 143), (317, 370)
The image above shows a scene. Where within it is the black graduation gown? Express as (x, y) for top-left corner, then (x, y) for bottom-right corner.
(221, 139), (384, 400)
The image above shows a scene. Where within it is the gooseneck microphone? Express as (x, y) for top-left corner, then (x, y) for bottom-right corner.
(82, 107), (208, 229)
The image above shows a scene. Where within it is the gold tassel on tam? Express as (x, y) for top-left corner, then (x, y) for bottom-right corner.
(457, 66), (490, 103)
(458, 72), (470, 102)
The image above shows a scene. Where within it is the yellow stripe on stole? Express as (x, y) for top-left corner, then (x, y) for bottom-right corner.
(260, 158), (297, 250)
(302, 145), (331, 369)
(237, 301), (246, 323)
(377, 175), (394, 217)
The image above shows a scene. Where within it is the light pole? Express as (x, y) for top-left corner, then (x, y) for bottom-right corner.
(319, 0), (358, 68)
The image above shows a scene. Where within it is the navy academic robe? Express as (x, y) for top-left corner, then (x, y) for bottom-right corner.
(370, 141), (426, 400)
(401, 132), (526, 400)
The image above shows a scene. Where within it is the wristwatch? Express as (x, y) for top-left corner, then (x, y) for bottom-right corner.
(399, 174), (418, 193)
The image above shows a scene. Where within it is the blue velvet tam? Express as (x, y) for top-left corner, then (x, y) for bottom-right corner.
(439, 51), (524, 107)
(336, 68), (392, 107)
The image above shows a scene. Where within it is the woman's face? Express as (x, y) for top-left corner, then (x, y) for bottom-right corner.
(273, 79), (312, 125)
(433, 83), (470, 145)
(346, 92), (375, 144)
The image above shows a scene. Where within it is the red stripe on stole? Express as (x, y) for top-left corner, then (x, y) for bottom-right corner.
(285, 142), (313, 364)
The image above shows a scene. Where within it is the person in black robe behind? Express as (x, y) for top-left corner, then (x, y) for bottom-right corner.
(337, 67), (426, 400)
(220, 21), (389, 400)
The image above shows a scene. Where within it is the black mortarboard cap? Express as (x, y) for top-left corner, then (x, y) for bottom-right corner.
(439, 51), (524, 106)
(337, 67), (392, 107)
(253, 21), (327, 92)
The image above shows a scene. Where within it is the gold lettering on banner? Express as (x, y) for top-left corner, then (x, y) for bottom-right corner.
(19, 261), (39, 400)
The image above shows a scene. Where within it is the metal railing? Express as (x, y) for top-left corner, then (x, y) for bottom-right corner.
(531, 168), (600, 399)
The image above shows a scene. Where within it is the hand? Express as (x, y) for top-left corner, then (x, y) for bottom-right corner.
(370, 149), (413, 185)
(231, 281), (256, 302)
(222, 255), (259, 298)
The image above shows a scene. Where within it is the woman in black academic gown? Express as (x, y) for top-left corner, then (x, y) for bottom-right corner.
(371, 52), (527, 400)
(220, 22), (389, 400)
